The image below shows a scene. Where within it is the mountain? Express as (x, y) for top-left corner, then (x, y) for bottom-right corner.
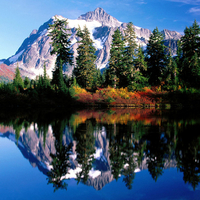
(0, 59), (6, 64)
(3, 8), (182, 79)
(0, 63), (15, 82)
(78, 7), (122, 27)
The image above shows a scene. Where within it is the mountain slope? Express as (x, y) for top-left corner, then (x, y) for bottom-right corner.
(3, 8), (182, 79)
(0, 64), (15, 82)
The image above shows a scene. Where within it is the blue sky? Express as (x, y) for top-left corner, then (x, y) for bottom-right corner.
(0, 0), (200, 59)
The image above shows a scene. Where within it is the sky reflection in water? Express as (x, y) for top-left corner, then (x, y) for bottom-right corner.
(0, 108), (200, 200)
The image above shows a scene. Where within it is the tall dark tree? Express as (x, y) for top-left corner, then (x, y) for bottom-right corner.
(122, 22), (137, 89)
(179, 20), (200, 87)
(43, 62), (50, 89)
(106, 28), (125, 88)
(73, 25), (97, 89)
(146, 27), (167, 86)
(164, 43), (179, 90)
(132, 46), (148, 90)
(13, 66), (24, 91)
(48, 17), (73, 92)
(24, 77), (30, 89)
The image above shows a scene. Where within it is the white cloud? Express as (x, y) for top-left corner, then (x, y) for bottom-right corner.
(189, 6), (200, 13)
(137, 0), (147, 4)
(167, 0), (200, 5)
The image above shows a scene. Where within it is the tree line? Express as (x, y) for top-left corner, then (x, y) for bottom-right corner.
(0, 17), (200, 99)
(73, 18), (200, 91)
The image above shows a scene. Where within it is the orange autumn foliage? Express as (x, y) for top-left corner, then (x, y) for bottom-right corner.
(73, 86), (161, 106)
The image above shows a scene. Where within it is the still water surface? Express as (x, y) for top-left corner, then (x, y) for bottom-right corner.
(0, 108), (200, 200)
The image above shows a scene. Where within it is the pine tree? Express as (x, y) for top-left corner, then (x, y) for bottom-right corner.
(13, 66), (24, 91)
(122, 22), (137, 88)
(73, 25), (97, 89)
(164, 44), (179, 91)
(146, 27), (167, 86)
(181, 20), (200, 60)
(93, 69), (103, 88)
(24, 77), (30, 89)
(43, 62), (50, 89)
(179, 20), (200, 87)
(48, 16), (73, 92)
(106, 28), (125, 88)
(131, 46), (148, 90)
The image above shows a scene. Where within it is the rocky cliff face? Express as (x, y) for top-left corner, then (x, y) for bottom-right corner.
(161, 29), (182, 40)
(3, 7), (182, 79)
(78, 7), (122, 28)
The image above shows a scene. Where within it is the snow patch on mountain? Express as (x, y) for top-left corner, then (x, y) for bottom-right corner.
(70, 38), (77, 47)
(61, 167), (101, 179)
(135, 25), (142, 30)
(30, 66), (46, 76)
(94, 148), (103, 160)
(68, 19), (101, 30)
(68, 19), (104, 49)
(89, 169), (101, 178)
(63, 167), (82, 179)
(52, 17), (106, 50)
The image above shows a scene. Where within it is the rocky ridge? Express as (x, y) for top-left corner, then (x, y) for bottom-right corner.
(3, 8), (182, 79)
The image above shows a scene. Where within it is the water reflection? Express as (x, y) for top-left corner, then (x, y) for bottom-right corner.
(47, 119), (73, 192)
(0, 108), (200, 191)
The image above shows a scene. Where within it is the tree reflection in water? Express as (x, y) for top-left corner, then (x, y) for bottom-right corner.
(74, 119), (95, 184)
(175, 124), (200, 190)
(47, 119), (73, 192)
(0, 109), (200, 191)
(47, 141), (72, 192)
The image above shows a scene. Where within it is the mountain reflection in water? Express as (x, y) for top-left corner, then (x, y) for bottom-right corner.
(0, 108), (200, 192)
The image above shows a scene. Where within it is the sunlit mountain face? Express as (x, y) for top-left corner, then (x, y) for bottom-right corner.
(0, 108), (200, 198)
(2, 8), (181, 80)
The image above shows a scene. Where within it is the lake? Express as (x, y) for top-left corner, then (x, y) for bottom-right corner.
(0, 108), (200, 200)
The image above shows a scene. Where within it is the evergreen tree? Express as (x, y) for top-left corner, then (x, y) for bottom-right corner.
(179, 20), (200, 87)
(37, 75), (44, 91)
(146, 27), (167, 86)
(13, 66), (24, 91)
(43, 62), (50, 89)
(48, 17), (73, 92)
(106, 28), (125, 88)
(93, 69), (103, 88)
(165, 47), (179, 90)
(24, 77), (30, 89)
(181, 20), (200, 60)
(132, 46), (148, 90)
(73, 25), (97, 89)
(122, 22), (137, 88)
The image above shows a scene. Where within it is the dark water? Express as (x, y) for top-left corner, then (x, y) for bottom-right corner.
(0, 108), (200, 200)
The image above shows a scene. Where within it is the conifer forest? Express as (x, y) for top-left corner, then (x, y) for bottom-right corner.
(0, 17), (200, 108)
